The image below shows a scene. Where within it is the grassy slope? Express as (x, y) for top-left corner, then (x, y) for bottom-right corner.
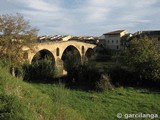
(0, 68), (84, 120)
(1, 67), (160, 120)
(0, 68), (55, 120)
(33, 84), (160, 120)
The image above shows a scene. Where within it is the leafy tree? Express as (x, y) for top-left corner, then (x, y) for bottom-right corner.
(63, 50), (81, 81)
(0, 13), (39, 76)
(23, 58), (57, 82)
(122, 37), (160, 86)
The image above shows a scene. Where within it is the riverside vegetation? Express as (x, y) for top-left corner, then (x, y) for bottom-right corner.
(1, 64), (160, 120)
(1, 13), (160, 120)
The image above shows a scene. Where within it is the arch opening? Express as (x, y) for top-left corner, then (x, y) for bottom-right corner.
(85, 48), (95, 59)
(82, 46), (85, 55)
(32, 49), (55, 64)
(56, 48), (60, 56)
(61, 45), (81, 71)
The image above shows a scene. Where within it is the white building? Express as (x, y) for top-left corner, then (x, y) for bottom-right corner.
(62, 35), (72, 41)
(99, 30), (128, 50)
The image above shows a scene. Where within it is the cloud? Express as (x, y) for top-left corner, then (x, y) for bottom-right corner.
(0, 0), (160, 35)
(85, 0), (160, 33)
(16, 0), (59, 12)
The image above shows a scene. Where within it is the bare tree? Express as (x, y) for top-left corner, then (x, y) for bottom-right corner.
(0, 13), (39, 76)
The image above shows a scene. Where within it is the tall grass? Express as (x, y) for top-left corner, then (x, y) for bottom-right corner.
(0, 65), (85, 120)
(33, 84), (160, 120)
(0, 67), (55, 120)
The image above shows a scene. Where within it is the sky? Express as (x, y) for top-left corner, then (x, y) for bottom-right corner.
(0, 0), (160, 36)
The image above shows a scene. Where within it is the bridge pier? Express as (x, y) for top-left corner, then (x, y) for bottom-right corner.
(55, 57), (64, 75)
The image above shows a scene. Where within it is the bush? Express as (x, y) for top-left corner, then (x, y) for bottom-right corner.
(23, 58), (57, 82)
(0, 94), (13, 120)
(120, 37), (160, 87)
(65, 60), (113, 91)
(96, 74), (113, 91)
(108, 65), (138, 87)
(63, 51), (81, 81)
(76, 62), (101, 90)
(0, 94), (30, 120)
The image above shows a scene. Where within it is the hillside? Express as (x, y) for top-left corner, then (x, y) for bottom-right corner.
(0, 67), (160, 120)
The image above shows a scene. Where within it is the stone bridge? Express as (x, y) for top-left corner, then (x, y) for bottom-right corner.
(26, 40), (96, 66)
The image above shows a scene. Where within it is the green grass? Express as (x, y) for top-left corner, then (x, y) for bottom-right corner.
(0, 67), (56, 120)
(33, 83), (160, 120)
(0, 67), (160, 120)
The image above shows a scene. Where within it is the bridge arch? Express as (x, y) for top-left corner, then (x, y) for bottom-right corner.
(85, 48), (95, 59)
(61, 45), (81, 59)
(31, 49), (55, 64)
(61, 45), (81, 70)
(61, 45), (81, 60)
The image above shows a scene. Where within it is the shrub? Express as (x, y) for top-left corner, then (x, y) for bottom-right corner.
(108, 65), (137, 87)
(76, 62), (101, 90)
(63, 51), (81, 81)
(23, 58), (57, 82)
(96, 74), (113, 91)
(0, 94), (30, 120)
(67, 61), (113, 91)
(0, 94), (13, 120)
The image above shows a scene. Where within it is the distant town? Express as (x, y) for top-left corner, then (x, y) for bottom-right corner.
(37, 30), (160, 50)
